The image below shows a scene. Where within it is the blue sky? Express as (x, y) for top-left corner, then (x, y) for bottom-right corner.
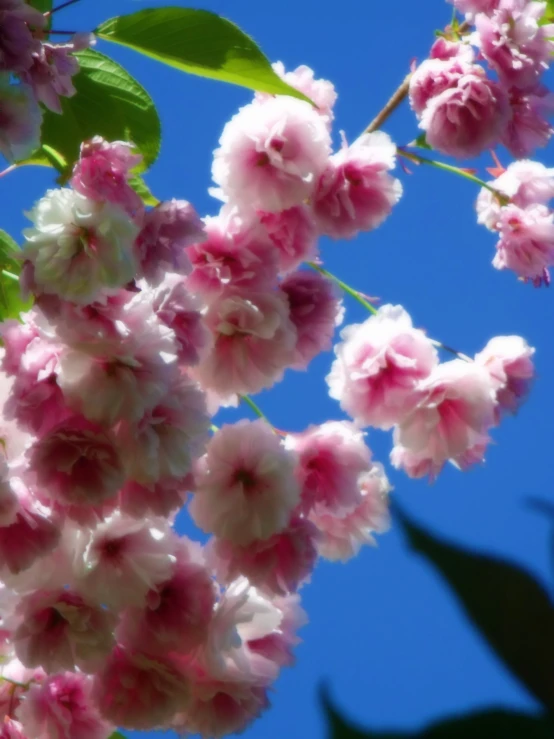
(3, 0), (554, 737)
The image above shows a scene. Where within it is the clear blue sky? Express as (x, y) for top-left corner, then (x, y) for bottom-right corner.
(3, 1), (554, 737)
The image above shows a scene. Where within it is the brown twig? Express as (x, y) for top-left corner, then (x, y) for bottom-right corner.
(46, 0), (81, 16)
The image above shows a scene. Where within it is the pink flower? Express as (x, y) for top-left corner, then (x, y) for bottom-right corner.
(493, 203), (554, 284)
(193, 289), (297, 397)
(74, 513), (175, 609)
(115, 376), (209, 485)
(11, 589), (115, 673)
(0, 78), (42, 162)
(313, 132), (402, 239)
(391, 359), (497, 480)
(22, 188), (139, 305)
(256, 206), (318, 273)
(474, 3), (554, 90)
(280, 270), (342, 370)
(0, 718), (27, 739)
(70, 136), (142, 216)
(151, 274), (212, 366)
(286, 421), (372, 515)
(190, 420), (300, 546)
(477, 160), (554, 232)
(409, 56), (474, 117)
(475, 335), (535, 416)
(0, 457), (18, 527)
(91, 646), (190, 730)
(0, 318), (38, 376)
(117, 537), (216, 655)
(212, 97), (331, 212)
(449, 0), (500, 16)
(419, 66), (509, 158)
(173, 679), (269, 739)
(0, 1), (43, 73)
(16, 672), (113, 739)
(21, 40), (82, 114)
(327, 305), (438, 430)
(309, 464), (391, 562)
(27, 416), (124, 510)
(247, 593), (306, 668)
(208, 516), (318, 596)
(429, 38), (475, 62)
(270, 62), (337, 125)
(0, 485), (60, 577)
(186, 214), (279, 300)
(3, 336), (67, 437)
(135, 199), (205, 283)
(501, 86), (554, 158)
(118, 476), (190, 519)
(200, 576), (283, 683)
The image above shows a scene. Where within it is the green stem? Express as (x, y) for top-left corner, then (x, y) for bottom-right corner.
(240, 394), (275, 426)
(307, 262), (378, 315)
(397, 149), (509, 203)
(1, 270), (19, 282)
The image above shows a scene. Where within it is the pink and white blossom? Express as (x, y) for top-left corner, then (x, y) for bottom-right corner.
(309, 464), (391, 562)
(501, 86), (554, 158)
(117, 537), (216, 655)
(313, 132), (402, 239)
(22, 188), (139, 305)
(0, 1), (43, 73)
(327, 305), (438, 430)
(135, 199), (204, 283)
(255, 205), (318, 273)
(208, 516), (318, 596)
(27, 416), (124, 510)
(11, 589), (115, 673)
(286, 421), (372, 515)
(212, 97), (331, 213)
(268, 62), (337, 125)
(91, 646), (190, 730)
(493, 203), (554, 284)
(193, 289), (297, 397)
(16, 672), (113, 739)
(74, 513), (175, 610)
(475, 335), (535, 416)
(391, 360), (497, 479)
(70, 136), (142, 216)
(280, 270), (342, 370)
(190, 420), (300, 546)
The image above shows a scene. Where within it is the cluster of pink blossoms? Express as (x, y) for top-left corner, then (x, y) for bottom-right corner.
(0, 0), (90, 163)
(0, 60), (406, 738)
(409, 0), (554, 160)
(327, 305), (535, 480)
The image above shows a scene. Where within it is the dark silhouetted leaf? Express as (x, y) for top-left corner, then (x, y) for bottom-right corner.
(396, 506), (554, 713)
(323, 687), (554, 738)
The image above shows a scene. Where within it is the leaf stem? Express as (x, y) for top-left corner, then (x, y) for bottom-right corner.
(307, 261), (378, 315)
(46, 0), (81, 15)
(240, 395), (276, 430)
(0, 165), (17, 179)
(397, 148), (509, 202)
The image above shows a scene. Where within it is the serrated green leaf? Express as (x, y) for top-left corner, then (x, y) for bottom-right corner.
(396, 506), (554, 713)
(128, 173), (159, 207)
(22, 49), (161, 176)
(0, 231), (31, 322)
(324, 689), (554, 739)
(0, 230), (20, 268)
(96, 8), (313, 104)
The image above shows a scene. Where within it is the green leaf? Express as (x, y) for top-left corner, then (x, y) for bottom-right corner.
(107, 733), (126, 739)
(540, 0), (554, 25)
(96, 8), (313, 103)
(396, 506), (554, 713)
(128, 172), (160, 207)
(411, 133), (432, 151)
(28, 0), (52, 12)
(324, 690), (554, 739)
(23, 48), (161, 176)
(0, 231), (32, 322)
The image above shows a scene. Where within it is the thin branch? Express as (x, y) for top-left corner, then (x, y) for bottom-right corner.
(46, 0), (81, 17)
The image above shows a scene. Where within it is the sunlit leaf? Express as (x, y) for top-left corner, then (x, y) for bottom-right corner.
(96, 8), (313, 103)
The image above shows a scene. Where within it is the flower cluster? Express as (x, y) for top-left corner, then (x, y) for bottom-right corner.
(0, 0), (90, 163)
(409, 1), (554, 159)
(327, 305), (535, 480)
(0, 62), (397, 736)
(476, 159), (554, 284)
